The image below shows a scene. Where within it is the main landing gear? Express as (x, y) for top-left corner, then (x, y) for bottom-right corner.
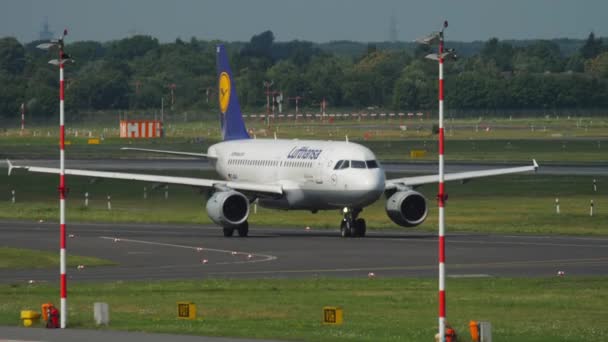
(340, 207), (366, 238)
(223, 221), (249, 237)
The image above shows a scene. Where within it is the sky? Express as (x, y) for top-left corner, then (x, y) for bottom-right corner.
(1, 0), (607, 43)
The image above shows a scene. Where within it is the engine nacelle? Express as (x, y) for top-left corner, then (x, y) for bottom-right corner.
(385, 190), (428, 227)
(206, 190), (250, 227)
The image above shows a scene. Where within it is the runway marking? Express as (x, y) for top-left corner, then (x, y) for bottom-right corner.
(206, 257), (608, 276)
(367, 236), (608, 248)
(13, 224), (608, 248)
(448, 274), (491, 278)
(99, 236), (277, 264)
(6, 221), (608, 244)
(502, 235), (608, 242)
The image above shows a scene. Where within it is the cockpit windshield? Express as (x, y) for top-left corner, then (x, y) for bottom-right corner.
(351, 160), (366, 168)
(366, 160), (379, 169)
(333, 160), (379, 170)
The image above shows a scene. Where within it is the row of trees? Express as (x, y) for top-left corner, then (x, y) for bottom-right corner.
(1, 31), (608, 121)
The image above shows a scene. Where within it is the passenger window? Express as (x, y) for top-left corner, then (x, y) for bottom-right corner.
(366, 160), (378, 169)
(351, 160), (366, 168)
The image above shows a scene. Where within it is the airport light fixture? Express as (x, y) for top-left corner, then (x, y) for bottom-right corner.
(416, 20), (455, 342)
(415, 31), (441, 45)
(37, 29), (74, 329)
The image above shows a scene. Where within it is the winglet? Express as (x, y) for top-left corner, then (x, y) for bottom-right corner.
(532, 159), (539, 171)
(6, 159), (13, 176)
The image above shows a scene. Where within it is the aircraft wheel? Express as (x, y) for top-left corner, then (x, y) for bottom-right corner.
(237, 221), (249, 237)
(354, 218), (366, 237)
(223, 226), (235, 237)
(340, 219), (351, 238)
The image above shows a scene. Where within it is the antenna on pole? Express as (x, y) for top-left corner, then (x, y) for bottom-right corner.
(37, 27), (74, 330)
(416, 20), (456, 342)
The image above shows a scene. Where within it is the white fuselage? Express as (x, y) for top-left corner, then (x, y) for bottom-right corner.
(207, 139), (385, 210)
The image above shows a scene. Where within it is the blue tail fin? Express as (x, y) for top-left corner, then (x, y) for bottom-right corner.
(216, 45), (250, 141)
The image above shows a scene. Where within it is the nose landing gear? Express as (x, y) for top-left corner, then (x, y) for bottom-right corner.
(340, 207), (366, 237)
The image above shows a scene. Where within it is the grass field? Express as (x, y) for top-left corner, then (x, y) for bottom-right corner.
(0, 247), (115, 269)
(1, 170), (605, 236)
(1, 277), (606, 341)
(2, 116), (607, 162)
(1, 117), (607, 341)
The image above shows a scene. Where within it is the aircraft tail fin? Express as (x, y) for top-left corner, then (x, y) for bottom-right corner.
(216, 45), (250, 141)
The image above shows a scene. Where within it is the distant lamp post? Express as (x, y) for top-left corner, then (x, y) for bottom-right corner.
(263, 80), (274, 126)
(166, 83), (177, 110)
(288, 95), (304, 116)
(20, 102), (25, 133)
(37, 29), (74, 330)
(416, 20), (456, 342)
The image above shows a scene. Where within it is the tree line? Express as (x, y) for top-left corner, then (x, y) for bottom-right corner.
(1, 31), (608, 121)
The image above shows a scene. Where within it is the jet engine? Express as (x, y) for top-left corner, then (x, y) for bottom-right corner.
(385, 190), (428, 227)
(206, 190), (250, 227)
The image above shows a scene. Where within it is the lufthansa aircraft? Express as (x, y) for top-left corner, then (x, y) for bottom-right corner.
(8, 45), (538, 237)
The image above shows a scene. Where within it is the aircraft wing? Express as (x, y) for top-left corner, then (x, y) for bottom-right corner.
(7, 160), (282, 195)
(385, 160), (538, 189)
(120, 147), (214, 159)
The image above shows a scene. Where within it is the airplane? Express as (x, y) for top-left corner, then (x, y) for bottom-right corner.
(7, 45), (538, 238)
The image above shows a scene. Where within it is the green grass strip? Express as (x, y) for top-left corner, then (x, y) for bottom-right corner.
(1, 277), (606, 341)
(0, 247), (116, 269)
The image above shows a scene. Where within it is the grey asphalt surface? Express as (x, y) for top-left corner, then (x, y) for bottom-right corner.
(3, 159), (608, 175)
(1, 220), (607, 283)
(2, 221), (607, 342)
(0, 326), (282, 342)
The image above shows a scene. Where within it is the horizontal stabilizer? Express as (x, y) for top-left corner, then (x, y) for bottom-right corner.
(121, 147), (214, 159)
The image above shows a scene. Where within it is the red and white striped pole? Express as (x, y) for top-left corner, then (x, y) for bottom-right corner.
(36, 30), (72, 329)
(20, 103), (25, 131)
(437, 22), (447, 342)
(58, 33), (68, 329)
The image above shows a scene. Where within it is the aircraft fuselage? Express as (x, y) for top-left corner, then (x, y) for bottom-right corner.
(209, 139), (385, 210)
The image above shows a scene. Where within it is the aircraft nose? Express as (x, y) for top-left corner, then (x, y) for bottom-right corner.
(360, 169), (385, 193)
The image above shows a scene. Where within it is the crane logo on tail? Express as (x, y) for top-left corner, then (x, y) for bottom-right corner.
(219, 72), (231, 114)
